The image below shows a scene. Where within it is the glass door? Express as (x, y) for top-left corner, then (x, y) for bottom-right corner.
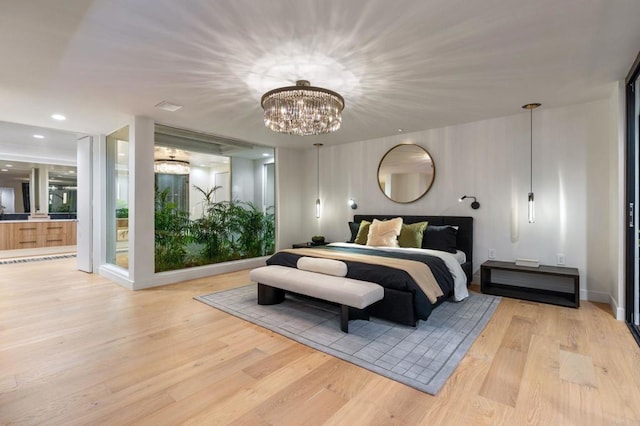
(626, 57), (640, 345)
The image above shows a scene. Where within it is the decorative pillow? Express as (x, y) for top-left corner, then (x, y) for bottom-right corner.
(297, 256), (348, 277)
(422, 225), (458, 253)
(354, 220), (371, 245)
(348, 221), (360, 243)
(366, 217), (403, 247)
(398, 221), (428, 248)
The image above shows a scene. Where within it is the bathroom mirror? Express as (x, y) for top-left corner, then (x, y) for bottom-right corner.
(377, 144), (435, 203)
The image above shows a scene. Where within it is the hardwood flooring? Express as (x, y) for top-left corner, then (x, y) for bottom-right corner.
(1, 258), (639, 425)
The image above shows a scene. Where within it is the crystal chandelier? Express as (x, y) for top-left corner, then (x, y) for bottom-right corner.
(261, 80), (345, 136)
(154, 156), (190, 175)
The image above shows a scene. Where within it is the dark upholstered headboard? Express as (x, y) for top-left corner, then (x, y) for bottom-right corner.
(353, 214), (474, 283)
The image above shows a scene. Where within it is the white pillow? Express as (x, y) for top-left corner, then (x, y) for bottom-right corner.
(297, 257), (348, 277)
(366, 217), (403, 247)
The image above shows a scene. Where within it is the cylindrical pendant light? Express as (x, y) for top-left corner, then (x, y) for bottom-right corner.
(314, 143), (323, 218)
(522, 103), (541, 223)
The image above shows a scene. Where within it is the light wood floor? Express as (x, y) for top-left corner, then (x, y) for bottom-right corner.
(1, 259), (639, 425)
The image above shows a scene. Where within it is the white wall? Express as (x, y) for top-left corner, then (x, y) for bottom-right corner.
(292, 97), (620, 306)
(610, 81), (626, 320)
(0, 182), (21, 213)
(231, 157), (255, 202)
(253, 157), (274, 211)
(275, 147), (305, 250)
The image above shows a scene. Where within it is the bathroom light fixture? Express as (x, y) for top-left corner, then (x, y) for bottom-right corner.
(154, 156), (191, 175)
(261, 80), (344, 136)
(314, 143), (323, 218)
(459, 195), (480, 209)
(33, 134), (44, 139)
(349, 198), (358, 210)
(522, 103), (541, 223)
(51, 113), (66, 121)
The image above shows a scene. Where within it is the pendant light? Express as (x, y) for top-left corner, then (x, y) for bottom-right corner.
(522, 103), (541, 223)
(314, 143), (323, 218)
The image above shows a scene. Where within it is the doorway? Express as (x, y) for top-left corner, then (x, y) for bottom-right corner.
(0, 121), (91, 268)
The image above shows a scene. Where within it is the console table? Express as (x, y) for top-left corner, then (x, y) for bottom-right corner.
(481, 260), (579, 308)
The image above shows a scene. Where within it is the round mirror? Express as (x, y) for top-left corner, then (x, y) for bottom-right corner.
(377, 144), (435, 203)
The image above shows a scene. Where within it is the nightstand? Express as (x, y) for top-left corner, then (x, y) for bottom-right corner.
(292, 242), (330, 248)
(480, 260), (579, 308)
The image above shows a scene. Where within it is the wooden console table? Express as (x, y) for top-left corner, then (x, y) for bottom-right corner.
(481, 260), (579, 308)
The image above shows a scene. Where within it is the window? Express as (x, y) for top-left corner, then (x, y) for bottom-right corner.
(153, 125), (275, 272)
(106, 126), (129, 270)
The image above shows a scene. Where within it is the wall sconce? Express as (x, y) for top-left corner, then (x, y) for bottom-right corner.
(459, 195), (480, 209)
(349, 198), (358, 210)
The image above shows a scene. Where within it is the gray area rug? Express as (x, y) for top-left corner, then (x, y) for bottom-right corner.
(195, 285), (501, 395)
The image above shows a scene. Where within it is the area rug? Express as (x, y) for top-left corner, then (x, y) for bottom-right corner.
(195, 284), (501, 395)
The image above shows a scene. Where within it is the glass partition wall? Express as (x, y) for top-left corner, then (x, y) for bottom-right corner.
(153, 125), (275, 273)
(106, 126), (130, 269)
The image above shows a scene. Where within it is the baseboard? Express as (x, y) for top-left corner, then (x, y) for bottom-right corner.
(580, 289), (610, 303)
(98, 264), (134, 290)
(134, 256), (269, 290)
(609, 294), (625, 321)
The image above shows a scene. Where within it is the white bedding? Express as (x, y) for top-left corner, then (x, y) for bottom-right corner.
(327, 242), (469, 301)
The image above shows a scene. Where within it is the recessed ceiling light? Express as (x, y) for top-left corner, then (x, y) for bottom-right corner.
(262, 153), (271, 157)
(5, 164), (13, 167)
(68, 170), (75, 174)
(1, 169), (8, 172)
(155, 101), (183, 112)
(51, 113), (66, 121)
(199, 164), (206, 167)
(33, 134), (45, 139)
(397, 128), (404, 133)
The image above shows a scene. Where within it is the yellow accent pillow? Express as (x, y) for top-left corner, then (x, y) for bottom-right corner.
(354, 220), (371, 245)
(398, 221), (428, 248)
(366, 217), (403, 247)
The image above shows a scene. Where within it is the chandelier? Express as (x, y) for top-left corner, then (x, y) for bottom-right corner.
(261, 80), (345, 136)
(154, 156), (190, 175)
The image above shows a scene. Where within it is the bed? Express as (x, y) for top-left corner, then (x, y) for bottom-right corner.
(263, 215), (473, 326)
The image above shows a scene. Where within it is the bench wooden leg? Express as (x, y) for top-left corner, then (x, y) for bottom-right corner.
(340, 305), (349, 333)
(257, 284), (285, 305)
(340, 306), (371, 333)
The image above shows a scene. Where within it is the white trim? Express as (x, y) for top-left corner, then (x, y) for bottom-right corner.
(94, 134), (107, 270)
(580, 288), (610, 304)
(76, 135), (93, 272)
(133, 256), (268, 290)
(129, 116), (155, 288)
(99, 264), (134, 290)
(610, 293), (626, 320)
(616, 79), (626, 321)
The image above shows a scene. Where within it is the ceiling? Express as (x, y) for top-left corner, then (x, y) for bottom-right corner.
(0, 159), (77, 185)
(1, 0), (639, 149)
(0, 121), (78, 165)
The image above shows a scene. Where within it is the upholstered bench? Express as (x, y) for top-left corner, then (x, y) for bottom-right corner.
(249, 265), (384, 333)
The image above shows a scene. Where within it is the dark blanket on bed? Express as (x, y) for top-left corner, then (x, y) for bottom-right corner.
(266, 245), (455, 320)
